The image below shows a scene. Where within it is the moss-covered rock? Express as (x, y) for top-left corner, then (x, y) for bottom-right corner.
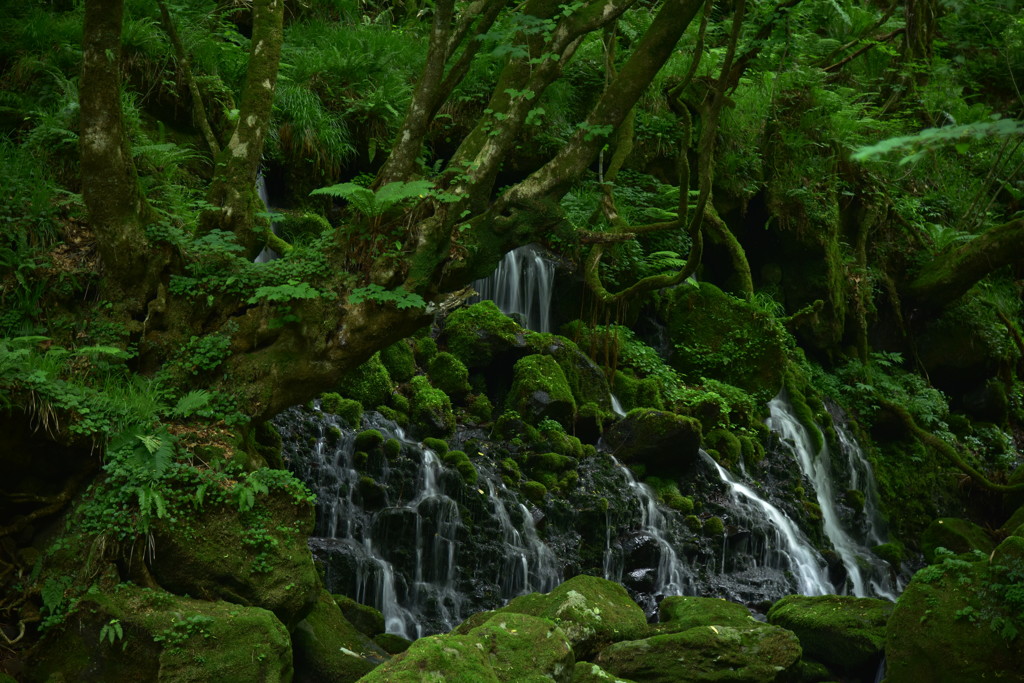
(442, 300), (526, 369)
(527, 334), (612, 409)
(150, 485), (319, 630)
(572, 662), (636, 682)
(292, 589), (388, 683)
(319, 393), (362, 425)
(359, 612), (573, 682)
(507, 354), (577, 427)
(409, 375), (455, 437)
(656, 596), (756, 633)
(480, 574), (649, 660)
(601, 409), (702, 476)
(1000, 504), (1024, 535)
(354, 429), (384, 452)
(380, 340), (416, 383)
(920, 517), (995, 563)
(332, 594), (385, 637)
(767, 594), (892, 680)
(597, 622), (802, 683)
(427, 351), (472, 398)
(442, 449), (479, 485)
(885, 543), (1024, 682)
(373, 632), (412, 654)
(658, 283), (790, 402)
(339, 353), (393, 410)
(29, 582), (293, 682)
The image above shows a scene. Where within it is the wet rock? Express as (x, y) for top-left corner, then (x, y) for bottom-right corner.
(464, 574), (649, 660)
(657, 595), (756, 633)
(885, 537), (1024, 682)
(150, 488), (319, 630)
(293, 589), (387, 682)
(601, 409), (702, 476)
(29, 583), (292, 682)
(767, 594), (892, 680)
(597, 621), (802, 683)
(360, 612), (573, 682)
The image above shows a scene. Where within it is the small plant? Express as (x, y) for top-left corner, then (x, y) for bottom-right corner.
(99, 618), (125, 645)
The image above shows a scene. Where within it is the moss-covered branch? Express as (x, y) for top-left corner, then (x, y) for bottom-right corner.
(906, 217), (1024, 313)
(881, 399), (1024, 493)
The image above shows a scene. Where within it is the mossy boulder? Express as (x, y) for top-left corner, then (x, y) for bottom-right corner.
(1000, 504), (1024, 535)
(150, 486), (319, 630)
(885, 541), (1024, 682)
(292, 589), (388, 683)
(478, 574), (649, 660)
(427, 351), (472, 398)
(359, 612), (573, 682)
(339, 352), (393, 410)
(596, 622), (802, 683)
(374, 632), (412, 654)
(29, 582), (293, 682)
(409, 375), (456, 437)
(572, 662), (636, 682)
(920, 517), (995, 562)
(507, 354), (577, 427)
(442, 300), (526, 369)
(767, 594), (893, 680)
(601, 409), (702, 476)
(332, 594), (385, 637)
(380, 340), (416, 382)
(319, 393), (362, 425)
(656, 596), (756, 634)
(528, 334), (612, 409)
(659, 283), (788, 402)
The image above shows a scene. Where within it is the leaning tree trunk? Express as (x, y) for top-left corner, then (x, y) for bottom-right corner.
(200, 0), (285, 258)
(80, 0), (154, 297)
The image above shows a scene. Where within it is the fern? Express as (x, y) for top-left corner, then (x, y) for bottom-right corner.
(171, 390), (213, 418)
(310, 179), (434, 217)
(348, 283), (426, 310)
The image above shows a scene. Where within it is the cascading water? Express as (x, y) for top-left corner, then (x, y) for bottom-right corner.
(254, 173), (279, 263)
(767, 393), (900, 599)
(702, 451), (833, 597)
(472, 244), (555, 332)
(277, 406), (563, 637)
(604, 458), (694, 611)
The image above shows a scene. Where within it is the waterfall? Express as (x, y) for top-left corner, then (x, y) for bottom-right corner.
(606, 458), (693, 602)
(703, 451), (833, 596)
(610, 394), (627, 418)
(767, 393), (900, 600)
(254, 173), (279, 263)
(278, 406), (563, 637)
(472, 244), (555, 332)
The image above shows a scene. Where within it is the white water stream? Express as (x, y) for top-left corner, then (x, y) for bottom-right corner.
(473, 244), (555, 332)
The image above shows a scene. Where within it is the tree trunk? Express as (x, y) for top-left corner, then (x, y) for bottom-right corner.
(200, 0), (285, 257)
(905, 217), (1024, 313)
(80, 0), (153, 293)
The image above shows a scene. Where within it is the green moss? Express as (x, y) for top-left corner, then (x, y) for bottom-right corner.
(423, 437), (449, 455)
(340, 353), (394, 410)
(921, 517), (996, 563)
(767, 594), (893, 679)
(442, 450), (478, 485)
(320, 393), (363, 425)
(293, 590), (387, 682)
(427, 351), (472, 397)
(413, 336), (438, 365)
(657, 596), (755, 633)
(658, 282), (791, 402)
(373, 632), (412, 655)
(601, 409), (702, 475)
(467, 392), (494, 422)
(507, 354), (577, 428)
(705, 428), (742, 469)
(354, 429), (384, 452)
(871, 541), (905, 568)
(332, 594), (385, 637)
(703, 516), (725, 536)
(383, 438), (401, 458)
(522, 480), (548, 504)
(409, 375), (455, 437)
(684, 515), (702, 532)
(442, 300), (523, 368)
(380, 339), (416, 382)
